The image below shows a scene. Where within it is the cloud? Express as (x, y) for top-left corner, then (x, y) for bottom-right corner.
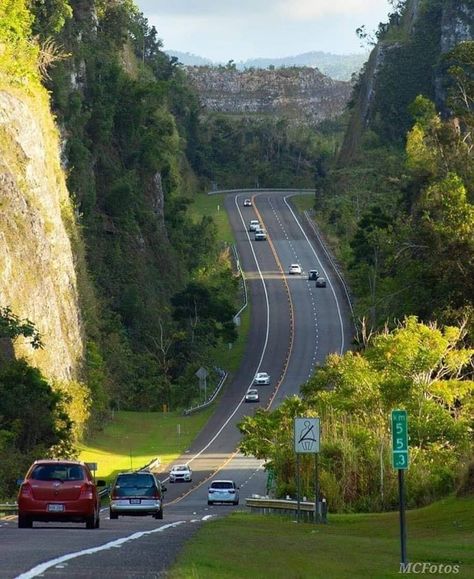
(278, 0), (388, 20)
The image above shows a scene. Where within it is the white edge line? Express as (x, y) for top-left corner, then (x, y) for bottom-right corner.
(177, 193), (272, 470)
(15, 521), (186, 579)
(283, 195), (345, 355)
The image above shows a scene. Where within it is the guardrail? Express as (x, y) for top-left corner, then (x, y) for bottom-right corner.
(207, 188), (316, 195)
(183, 370), (228, 415)
(245, 497), (328, 523)
(0, 503), (17, 515)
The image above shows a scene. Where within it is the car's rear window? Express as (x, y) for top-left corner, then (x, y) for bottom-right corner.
(30, 464), (85, 481)
(113, 474), (157, 497)
(211, 482), (234, 489)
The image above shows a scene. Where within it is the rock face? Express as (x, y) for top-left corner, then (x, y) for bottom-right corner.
(0, 90), (83, 381)
(185, 66), (351, 125)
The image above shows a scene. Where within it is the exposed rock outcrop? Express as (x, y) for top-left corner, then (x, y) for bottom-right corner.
(185, 66), (351, 125)
(0, 90), (83, 381)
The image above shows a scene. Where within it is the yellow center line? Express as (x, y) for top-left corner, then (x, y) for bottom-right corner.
(169, 193), (296, 504)
(251, 194), (295, 409)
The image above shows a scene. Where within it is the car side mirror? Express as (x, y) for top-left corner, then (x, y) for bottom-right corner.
(96, 479), (106, 487)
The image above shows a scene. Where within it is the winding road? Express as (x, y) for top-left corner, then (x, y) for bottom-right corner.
(0, 191), (353, 578)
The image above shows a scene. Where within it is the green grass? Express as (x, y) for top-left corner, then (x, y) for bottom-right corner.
(289, 193), (315, 213)
(169, 496), (474, 578)
(189, 192), (234, 244)
(78, 409), (213, 482)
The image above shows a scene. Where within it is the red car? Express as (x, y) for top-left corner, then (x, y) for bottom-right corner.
(17, 460), (105, 529)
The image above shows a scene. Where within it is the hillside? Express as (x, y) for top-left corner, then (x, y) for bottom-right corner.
(340, 0), (474, 160)
(185, 66), (351, 125)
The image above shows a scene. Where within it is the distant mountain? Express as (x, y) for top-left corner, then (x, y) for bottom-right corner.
(166, 50), (368, 81)
(166, 51), (214, 67)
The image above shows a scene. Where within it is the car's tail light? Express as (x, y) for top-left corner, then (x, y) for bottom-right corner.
(79, 483), (94, 499)
(20, 483), (32, 497)
(153, 489), (161, 499)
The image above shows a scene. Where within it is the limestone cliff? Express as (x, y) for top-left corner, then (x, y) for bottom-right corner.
(185, 66), (351, 125)
(0, 88), (84, 381)
(339, 0), (474, 161)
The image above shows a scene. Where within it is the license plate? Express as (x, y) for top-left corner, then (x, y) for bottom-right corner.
(129, 498), (141, 504)
(47, 504), (65, 512)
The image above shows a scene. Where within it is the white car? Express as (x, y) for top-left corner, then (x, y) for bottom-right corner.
(288, 264), (302, 275)
(249, 219), (260, 232)
(243, 199), (252, 207)
(208, 480), (239, 505)
(255, 230), (267, 241)
(245, 389), (260, 402)
(254, 372), (270, 385)
(169, 464), (192, 483)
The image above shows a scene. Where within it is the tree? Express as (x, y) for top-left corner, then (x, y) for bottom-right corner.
(239, 318), (473, 511)
(0, 306), (43, 351)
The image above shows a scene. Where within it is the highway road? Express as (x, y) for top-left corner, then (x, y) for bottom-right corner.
(0, 191), (353, 578)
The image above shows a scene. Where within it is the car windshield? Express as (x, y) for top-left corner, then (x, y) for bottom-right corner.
(113, 474), (157, 497)
(174, 466), (187, 471)
(211, 482), (234, 489)
(30, 464), (85, 482)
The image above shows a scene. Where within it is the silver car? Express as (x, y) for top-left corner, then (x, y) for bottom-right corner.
(207, 480), (240, 505)
(169, 464), (192, 483)
(109, 471), (166, 519)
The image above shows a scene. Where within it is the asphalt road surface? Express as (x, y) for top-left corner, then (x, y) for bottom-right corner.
(0, 191), (353, 578)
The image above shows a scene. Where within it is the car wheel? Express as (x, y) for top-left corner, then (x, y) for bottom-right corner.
(109, 510), (118, 520)
(233, 500), (239, 506)
(207, 500), (213, 506)
(95, 515), (100, 529)
(155, 508), (163, 520)
(86, 511), (98, 529)
(18, 514), (32, 528)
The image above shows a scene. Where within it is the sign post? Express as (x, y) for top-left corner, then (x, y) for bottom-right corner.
(391, 410), (409, 568)
(294, 418), (320, 523)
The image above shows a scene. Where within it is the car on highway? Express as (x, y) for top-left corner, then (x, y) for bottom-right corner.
(109, 471), (166, 520)
(243, 198), (252, 207)
(254, 230), (267, 240)
(17, 460), (106, 529)
(245, 388), (260, 402)
(308, 269), (319, 281)
(316, 277), (327, 287)
(254, 372), (270, 385)
(207, 480), (240, 505)
(288, 263), (302, 275)
(249, 219), (260, 231)
(169, 464), (192, 483)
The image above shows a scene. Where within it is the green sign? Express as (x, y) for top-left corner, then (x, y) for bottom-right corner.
(391, 410), (409, 469)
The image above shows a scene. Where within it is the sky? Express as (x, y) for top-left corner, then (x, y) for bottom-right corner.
(134, 0), (394, 61)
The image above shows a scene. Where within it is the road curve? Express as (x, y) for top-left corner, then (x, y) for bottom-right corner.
(1, 190), (353, 578)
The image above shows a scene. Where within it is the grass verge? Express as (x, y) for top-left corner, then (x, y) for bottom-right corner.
(289, 193), (315, 213)
(78, 409), (213, 481)
(169, 496), (474, 578)
(189, 192), (234, 244)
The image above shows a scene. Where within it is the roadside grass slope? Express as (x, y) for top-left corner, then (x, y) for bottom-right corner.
(170, 496), (474, 578)
(78, 409), (213, 481)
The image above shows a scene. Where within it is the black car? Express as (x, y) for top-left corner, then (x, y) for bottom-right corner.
(308, 269), (319, 281)
(316, 277), (326, 287)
